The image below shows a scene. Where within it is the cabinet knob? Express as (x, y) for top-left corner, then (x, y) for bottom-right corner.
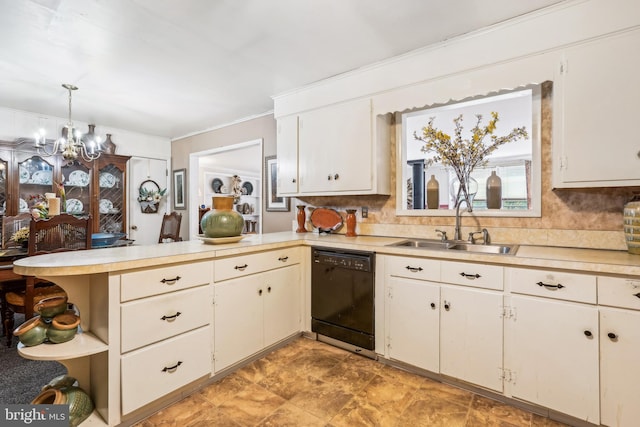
(258, 289), (263, 296)
(327, 175), (332, 181)
(292, 178), (296, 183)
(444, 301), (451, 311)
(430, 302), (436, 309)
(583, 330), (593, 338)
(267, 286), (272, 293)
(131, 225), (138, 230)
(334, 174), (339, 180)
(607, 332), (618, 340)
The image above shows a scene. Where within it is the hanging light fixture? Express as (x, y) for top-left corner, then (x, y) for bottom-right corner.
(34, 83), (103, 162)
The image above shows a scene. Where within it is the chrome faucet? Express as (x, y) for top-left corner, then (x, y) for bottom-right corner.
(468, 228), (491, 244)
(453, 199), (472, 241)
(435, 229), (448, 242)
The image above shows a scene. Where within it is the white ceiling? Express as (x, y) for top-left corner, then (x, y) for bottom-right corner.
(0, 0), (565, 140)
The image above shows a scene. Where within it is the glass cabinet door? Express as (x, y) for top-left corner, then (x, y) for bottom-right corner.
(98, 163), (125, 233)
(61, 162), (91, 216)
(0, 153), (9, 216)
(17, 155), (55, 214)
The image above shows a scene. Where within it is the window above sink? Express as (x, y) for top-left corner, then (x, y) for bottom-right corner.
(396, 84), (543, 218)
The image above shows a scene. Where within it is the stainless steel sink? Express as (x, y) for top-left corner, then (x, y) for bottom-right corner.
(447, 243), (518, 255)
(389, 239), (518, 255)
(391, 239), (451, 250)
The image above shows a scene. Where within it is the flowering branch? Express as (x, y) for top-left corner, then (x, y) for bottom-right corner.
(414, 112), (528, 208)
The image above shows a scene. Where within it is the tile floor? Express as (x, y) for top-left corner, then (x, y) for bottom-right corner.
(136, 337), (569, 427)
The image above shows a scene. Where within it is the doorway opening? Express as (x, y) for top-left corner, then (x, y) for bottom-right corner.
(188, 139), (263, 239)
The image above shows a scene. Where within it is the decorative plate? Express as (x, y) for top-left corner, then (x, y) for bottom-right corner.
(68, 170), (90, 187)
(242, 181), (253, 195)
(66, 198), (83, 214)
(19, 166), (29, 184)
(99, 199), (113, 214)
(197, 234), (244, 245)
(211, 178), (223, 193)
(99, 172), (117, 188)
(19, 198), (28, 212)
(31, 170), (52, 185)
(310, 207), (344, 233)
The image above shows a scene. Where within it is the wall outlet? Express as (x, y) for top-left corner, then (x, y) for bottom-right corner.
(362, 207), (368, 218)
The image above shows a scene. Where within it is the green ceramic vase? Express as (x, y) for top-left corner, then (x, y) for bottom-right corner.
(200, 196), (244, 238)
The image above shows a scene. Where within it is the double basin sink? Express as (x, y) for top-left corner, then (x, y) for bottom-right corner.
(389, 239), (518, 255)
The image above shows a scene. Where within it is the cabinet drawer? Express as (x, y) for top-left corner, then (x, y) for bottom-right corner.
(121, 286), (211, 353)
(121, 261), (212, 302)
(121, 326), (211, 414)
(598, 276), (640, 310)
(441, 261), (503, 290)
(214, 247), (301, 282)
(386, 255), (440, 281)
(507, 268), (596, 304)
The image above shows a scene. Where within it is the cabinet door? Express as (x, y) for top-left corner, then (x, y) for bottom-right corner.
(554, 29), (640, 187)
(298, 98), (372, 194)
(440, 285), (503, 392)
(61, 162), (92, 218)
(15, 154), (56, 214)
(263, 265), (301, 347)
(0, 150), (10, 216)
(600, 307), (640, 427)
(509, 295), (599, 422)
(96, 155), (128, 234)
(213, 275), (263, 372)
(276, 115), (299, 195)
(387, 277), (440, 372)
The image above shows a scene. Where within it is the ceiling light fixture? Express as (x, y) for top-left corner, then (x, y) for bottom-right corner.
(34, 83), (103, 162)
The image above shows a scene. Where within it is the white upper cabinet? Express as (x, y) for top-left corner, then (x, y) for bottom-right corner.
(276, 98), (390, 196)
(553, 29), (640, 188)
(276, 115), (299, 195)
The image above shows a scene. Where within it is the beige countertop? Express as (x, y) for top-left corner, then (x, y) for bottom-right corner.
(13, 231), (640, 277)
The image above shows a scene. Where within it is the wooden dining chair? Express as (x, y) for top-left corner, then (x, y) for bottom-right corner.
(159, 211), (182, 243)
(3, 214), (91, 346)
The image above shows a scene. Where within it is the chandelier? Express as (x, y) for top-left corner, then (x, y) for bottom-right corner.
(34, 83), (103, 162)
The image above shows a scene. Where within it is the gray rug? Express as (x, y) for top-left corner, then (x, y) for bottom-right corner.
(0, 314), (67, 404)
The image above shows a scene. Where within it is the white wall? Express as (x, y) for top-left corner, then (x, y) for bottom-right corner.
(0, 106), (171, 159)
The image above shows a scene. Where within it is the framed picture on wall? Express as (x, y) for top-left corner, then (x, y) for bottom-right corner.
(173, 168), (187, 210)
(265, 156), (289, 212)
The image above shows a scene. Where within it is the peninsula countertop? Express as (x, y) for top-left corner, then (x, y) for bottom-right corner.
(13, 231), (640, 277)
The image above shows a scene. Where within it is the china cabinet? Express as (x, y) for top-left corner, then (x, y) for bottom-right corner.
(0, 141), (130, 236)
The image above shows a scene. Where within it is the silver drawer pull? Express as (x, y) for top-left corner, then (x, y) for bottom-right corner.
(537, 281), (564, 290)
(161, 312), (182, 322)
(406, 266), (423, 272)
(161, 361), (183, 373)
(234, 264), (248, 271)
(278, 256), (289, 262)
(460, 272), (480, 280)
(161, 276), (181, 285)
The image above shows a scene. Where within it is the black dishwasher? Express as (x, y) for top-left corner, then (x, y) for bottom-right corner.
(311, 247), (375, 352)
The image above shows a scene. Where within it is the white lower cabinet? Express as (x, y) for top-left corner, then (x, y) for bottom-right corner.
(213, 252), (301, 372)
(509, 295), (599, 422)
(598, 275), (640, 427)
(599, 307), (640, 427)
(386, 276), (440, 372)
(121, 327), (211, 415)
(440, 285), (504, 392)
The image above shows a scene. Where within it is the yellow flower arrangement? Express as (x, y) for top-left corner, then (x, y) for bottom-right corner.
(11, 226), (29, 243)
(414, 112), (528, 208)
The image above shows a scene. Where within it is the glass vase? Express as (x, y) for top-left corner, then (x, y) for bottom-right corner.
(450, 176), (478, 209)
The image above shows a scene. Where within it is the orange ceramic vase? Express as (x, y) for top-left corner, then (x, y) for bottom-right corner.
(345, 209), (357, 237)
